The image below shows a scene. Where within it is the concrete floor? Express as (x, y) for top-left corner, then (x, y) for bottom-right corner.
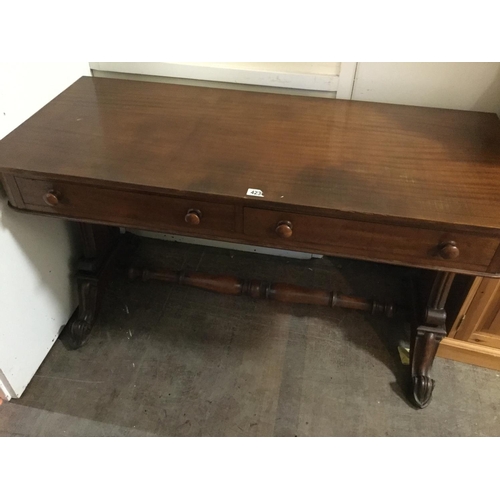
(1, 237), (500, 436)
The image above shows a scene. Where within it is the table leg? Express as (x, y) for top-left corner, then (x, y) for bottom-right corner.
(410, 271), (455, 408)
(59, 223), (122, 350)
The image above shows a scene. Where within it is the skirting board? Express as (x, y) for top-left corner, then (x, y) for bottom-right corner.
(127, 229), (323, 260)
(437, 337), (500, 372)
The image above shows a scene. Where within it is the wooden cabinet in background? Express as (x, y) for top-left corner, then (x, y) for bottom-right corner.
(439, 277), (500, 371)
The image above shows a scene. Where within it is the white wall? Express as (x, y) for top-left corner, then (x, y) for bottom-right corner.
(0, 62), (91, 399)
(351, 62), (500, 114)
(90, 62), (343, 93)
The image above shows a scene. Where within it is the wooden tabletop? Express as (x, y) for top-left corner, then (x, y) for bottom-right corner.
(2, 76), (500, 231)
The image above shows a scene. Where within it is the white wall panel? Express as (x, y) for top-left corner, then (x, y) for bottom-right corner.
(90, 62), (342, 92)
(352, 62), (500, 114)
(0, 62), (91, 399)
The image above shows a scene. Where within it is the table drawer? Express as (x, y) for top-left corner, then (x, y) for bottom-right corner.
(243, 208), (499, 273)
(15, 177), (236, 234)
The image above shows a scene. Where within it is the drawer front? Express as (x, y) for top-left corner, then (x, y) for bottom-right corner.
(244, 208), (499, 272)
(16, 177), (236, 235)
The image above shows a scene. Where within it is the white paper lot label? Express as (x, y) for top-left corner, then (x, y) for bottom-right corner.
(246, 188), (264, 197)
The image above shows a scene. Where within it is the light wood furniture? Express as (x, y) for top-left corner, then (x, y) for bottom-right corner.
(2, 76), (500, 408)
(439, 277), (500, 370)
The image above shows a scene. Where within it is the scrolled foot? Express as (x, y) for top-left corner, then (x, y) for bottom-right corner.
(411, 375), (435, 409)
(59, 312), (93, 350)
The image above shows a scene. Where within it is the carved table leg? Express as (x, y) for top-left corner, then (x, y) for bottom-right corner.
(59, 224), (124, 350)
(410, 271), (455, 408)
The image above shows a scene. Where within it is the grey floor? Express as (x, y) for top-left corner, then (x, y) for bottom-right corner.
(1, 237), (500, 436)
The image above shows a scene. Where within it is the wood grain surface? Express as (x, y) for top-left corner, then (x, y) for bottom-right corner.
(1, 76), (500, 231)
(243, 207), (499, 273)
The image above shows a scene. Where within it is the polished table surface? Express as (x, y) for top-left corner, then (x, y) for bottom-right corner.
(2, 76), (500, 408)
(1, 76), (500, 231)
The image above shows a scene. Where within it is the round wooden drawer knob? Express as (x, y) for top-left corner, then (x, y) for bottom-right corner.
(43, 189), (61, 206)
(185, 209), (202, 225)
(275, 220), (293, 238)
(439, 241), (459, 260)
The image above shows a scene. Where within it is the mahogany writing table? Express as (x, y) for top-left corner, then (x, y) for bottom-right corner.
(2, 76), (500, 408)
